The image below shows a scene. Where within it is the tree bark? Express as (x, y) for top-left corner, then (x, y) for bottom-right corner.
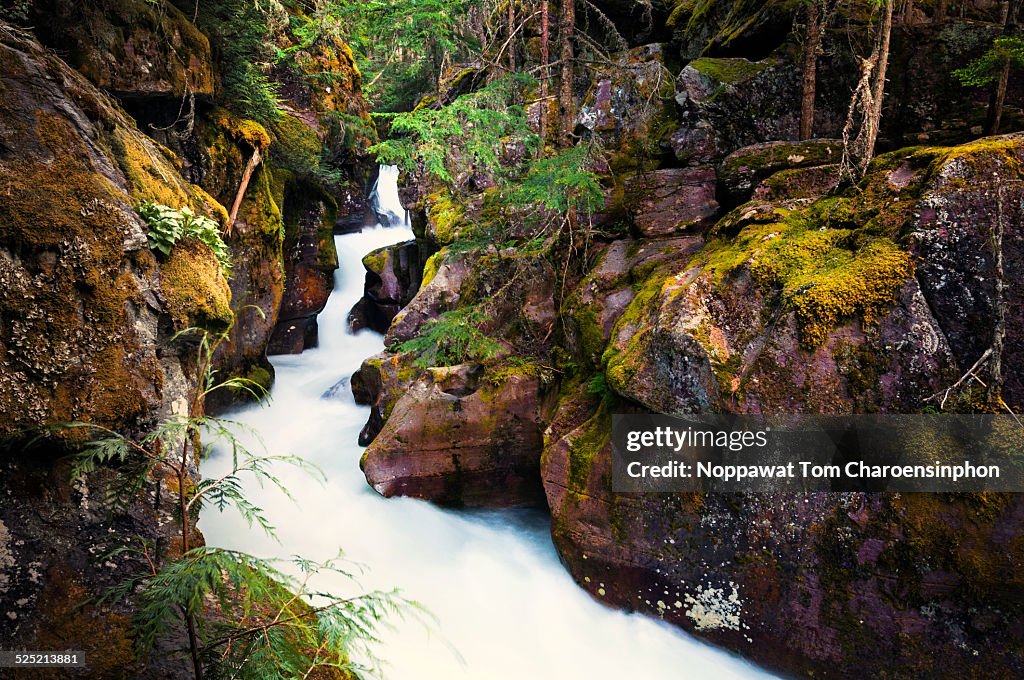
(559, 0), (576, 147)
(539, 0), (550, 155)
(508, 0), (516, 70)
(227, 147), (262, 236)
(865, 0), (893, 161)
(989, 58), (1011, 134)
(987, 0), (1020, 134)
(800, 1), (822, 140)
(935, 0), (948, 23)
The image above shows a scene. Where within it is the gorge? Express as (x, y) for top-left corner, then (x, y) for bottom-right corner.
(1, 1), (1023, 678)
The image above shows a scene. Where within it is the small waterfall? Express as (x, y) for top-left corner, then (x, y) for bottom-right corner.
(370, 164), (409, 227)
(199, 166), (773, 679)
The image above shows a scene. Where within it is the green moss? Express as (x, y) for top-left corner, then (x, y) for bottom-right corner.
(160, 239), (233, 332)
(602, 266), (674, 392)
(420, 249), (447, 288)
(688, 57), (768, 84)
(425, 190), (469, 245)
(574, 304), (606, 368)
(567, 404), (612, 495)
(269, 114), (322, 176)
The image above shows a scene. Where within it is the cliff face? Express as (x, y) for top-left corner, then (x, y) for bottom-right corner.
(354, 4), (1024, 678)
(0, 24), (218, 675)
(0, 0), (374, 672)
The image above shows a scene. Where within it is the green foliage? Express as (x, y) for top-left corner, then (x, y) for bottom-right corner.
(138, 202), (232, 274)
(60, 323), (415, 678)
(395, 307), (506, 368)
(370, 74), (538, 184)
(499, 146), (605, 215)
(197, 0), (285, 123)
(586, 371), (618, 407)
(953, 36), (1024, 87)
(337, 0), (485, 110)
(0, 0), (32, 23)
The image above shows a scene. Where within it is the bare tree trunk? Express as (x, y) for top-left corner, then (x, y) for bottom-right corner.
(800, 1), (822, 140)
(935, 0), (948, 23)
(508, 0), (516, 70)
(987, 0), (1020, 134)
(865, 0), (893, 161)
(903, 0), (915, 25)
(559, 0), (576, 147)
(989, 58), (1011, 134)
(539, 0), (550, 155)
(227, 147), (263, 236)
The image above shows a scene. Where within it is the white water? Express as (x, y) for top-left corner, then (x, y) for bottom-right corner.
(199, 165), (772, 679)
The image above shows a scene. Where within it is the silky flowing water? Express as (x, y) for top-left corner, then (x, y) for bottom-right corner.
(199, 165), (772, 679)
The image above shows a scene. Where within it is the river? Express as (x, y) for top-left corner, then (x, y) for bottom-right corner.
(199, 165), (772, 679)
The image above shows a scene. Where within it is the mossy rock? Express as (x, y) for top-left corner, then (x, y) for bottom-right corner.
(32, 0), (216, 98)
(159, 239), (233, 332)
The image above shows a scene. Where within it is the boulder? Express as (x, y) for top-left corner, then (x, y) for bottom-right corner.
(349, 240), (422, 334)
(268, 178), (338, 355)
(718, 139), (843, 206)
(361, 365), (547, 507)
(544, 135), (1024, 679)
(0, 27), (225, 676)
(624, 167), (719, 237)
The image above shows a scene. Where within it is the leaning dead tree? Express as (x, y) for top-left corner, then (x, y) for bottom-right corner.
(839, 0), (894, 180)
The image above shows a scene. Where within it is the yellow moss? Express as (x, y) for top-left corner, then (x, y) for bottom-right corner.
(420, 248), (447, 288)
(211, 107), (272, 150)
(425, 190), (470, 245)
(695, 207), (913, 348)
(160, 239), (233, 332)
(193, 184), (231, 226)
(106, 124), (194, 207)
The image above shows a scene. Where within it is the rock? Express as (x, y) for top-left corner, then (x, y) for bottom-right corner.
(545, 135), (1024, 679)
(752, 164), (841, 202)
(908, 134), (1024, 409)
(31, 0), (216, 99)
(268, 179), (338, 355)
(668, 0), (795, 60)
(361, 365), (547, 507)
(624, 167), (719, 237)
(562, 236), (705, 370)
(666, 121), (721, 166)
(0, 25), (222, 436)
(718, 139), (843, 206)
(577, 43), (677, 173)
(350, 351), (423, 445)
(349, 240), (422, 334)
(384, 248), (472, 345)
(0, 27), (221, 676)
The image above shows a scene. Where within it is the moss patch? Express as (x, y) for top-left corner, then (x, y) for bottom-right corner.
(160, 239), (233, 332)
(689, 57), (768, 84)
(567, 403), (612, 495)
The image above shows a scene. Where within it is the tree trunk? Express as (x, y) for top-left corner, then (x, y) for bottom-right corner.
(508, 0), (516, 70)
(865, 0), (893, 161)
(987, 0), (1020, 134)
(559, 0), (575, 147)
(989, 57), (1011, 134)
(227, 147), (262, 237)
(539, 0), (550, 155)
(935, 0), (948, 23)
(800, 1), (822, 140)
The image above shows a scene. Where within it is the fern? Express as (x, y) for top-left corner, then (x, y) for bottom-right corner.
(138, 202), (232, 274)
